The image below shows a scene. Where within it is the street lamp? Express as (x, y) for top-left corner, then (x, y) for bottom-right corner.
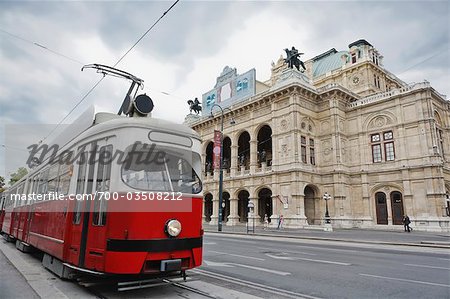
(323, 192), (331, 224)
(210, 104), (235, 232)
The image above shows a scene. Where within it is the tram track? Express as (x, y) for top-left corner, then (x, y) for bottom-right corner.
(77, 274), (218, 298)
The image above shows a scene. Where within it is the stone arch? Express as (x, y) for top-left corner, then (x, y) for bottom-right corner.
(434, 110), (444, 126)
(256, 125), (273, 167)
(237, 130), (251, 170)
(204, 193), (213, 222)
(237, 189), (250, 223)
(257, 187), (273, 223)
(364, 111), (398, 132)
(304, 184), (319, 225)
(222, 136), (232, 172)
(221, 191), (231, 223)
(370, 183), (403, 195)
(300, 117), (316, 133)
(371, 183), (404, 226)
(204, 141), (214, 174)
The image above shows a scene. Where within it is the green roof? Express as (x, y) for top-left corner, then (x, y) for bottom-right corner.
(312, 50), (348, 78)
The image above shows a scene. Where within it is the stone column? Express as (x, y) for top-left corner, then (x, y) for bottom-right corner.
(250, 139), (258, 174)
(227, 198), (240, 225)
(210, 197), (219, 225)
(230, 145), (238, 177)
(283, 194), (307, 228)
(201, 153), (206, 177)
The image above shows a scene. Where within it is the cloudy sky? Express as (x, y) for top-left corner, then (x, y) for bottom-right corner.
(0, 0), (449, 179)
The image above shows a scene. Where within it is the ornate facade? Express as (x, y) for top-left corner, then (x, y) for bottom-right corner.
(188, 40), (450, 232)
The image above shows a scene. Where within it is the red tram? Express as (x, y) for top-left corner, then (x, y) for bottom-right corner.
(1, 65), (203, 279)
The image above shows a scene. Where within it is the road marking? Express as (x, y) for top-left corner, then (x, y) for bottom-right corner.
(259, 244), (357, 254)
(259, 247), (317, 256)
(405, 263), (450, 270)
(203, 260), (233, 267)
(438, 258), (450, 261)
(208, 250), (265, 261)
(232, 263), (291, 275)
(294, 257), (351, 266)
(359, 273), (450, 288)
(206, 237), (258, 245)
(203, 242), (217, 245)
(265, 253), (296, 260)
(203, 260), (291, 275)
(193, 268), (322, 299)
(264, 252), (351, 266)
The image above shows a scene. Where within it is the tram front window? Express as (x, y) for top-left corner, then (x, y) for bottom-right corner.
(121, 145), (202, 194)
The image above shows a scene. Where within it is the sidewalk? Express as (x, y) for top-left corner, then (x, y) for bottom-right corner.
(203, 224), (450, 248)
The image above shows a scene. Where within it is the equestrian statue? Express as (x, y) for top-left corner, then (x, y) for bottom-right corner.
(284, 46), (306, 72)
(187, 97), (202, 114)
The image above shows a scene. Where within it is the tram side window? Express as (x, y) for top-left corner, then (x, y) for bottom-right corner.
(47, 163), (60, 194)
(38, 169), (49, 195)
(73, 152), (88, 225)
(58, 163), (72, 195)
(32, 174), (39, 194)
(93, 145), (112, 226)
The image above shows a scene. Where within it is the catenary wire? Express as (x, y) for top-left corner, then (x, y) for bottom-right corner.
(0, 28), (85, 65)
(38, 0), (181, 144)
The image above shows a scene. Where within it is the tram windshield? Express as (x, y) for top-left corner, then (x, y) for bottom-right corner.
(121, 144), (202, 194)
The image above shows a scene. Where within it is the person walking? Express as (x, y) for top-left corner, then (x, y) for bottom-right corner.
(277, 214), (284, 229)
(403, 215), (412, 232)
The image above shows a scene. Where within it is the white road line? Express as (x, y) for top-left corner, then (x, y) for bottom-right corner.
(438, 258), (450, 261)
(208, 250), (265, 261)
(206, 237), (258, 245)
(193, 268), (322, 299)
(405, 263), (450, 270)
(359, 273), (450, 288)
(231, 263), (291, 275)
(259, 247), (317, 256)
(294, 257), (351, 266)
(203, 242), (217, 245)
(203, 260), (290, 275)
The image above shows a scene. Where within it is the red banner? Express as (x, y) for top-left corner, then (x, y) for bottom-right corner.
(213, 130), (222, 169)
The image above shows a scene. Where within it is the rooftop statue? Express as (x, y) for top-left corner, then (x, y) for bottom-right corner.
(187, 97), (202, 114)
(284, 46), (306, 73)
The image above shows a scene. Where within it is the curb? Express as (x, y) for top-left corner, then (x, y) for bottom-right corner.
(204, 230), (450, 249)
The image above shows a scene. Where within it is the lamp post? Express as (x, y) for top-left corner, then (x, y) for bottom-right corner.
(210, 104), (235, 232)
(323, 192), (331, 224)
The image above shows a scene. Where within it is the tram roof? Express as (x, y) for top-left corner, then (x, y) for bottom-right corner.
(50, 107), (199, 151)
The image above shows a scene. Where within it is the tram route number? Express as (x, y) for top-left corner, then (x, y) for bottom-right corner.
(96, 192), (183, 201)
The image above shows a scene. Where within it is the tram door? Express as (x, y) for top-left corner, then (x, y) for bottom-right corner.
(84, 144), (112, 271)
(68, 150), (88, 266)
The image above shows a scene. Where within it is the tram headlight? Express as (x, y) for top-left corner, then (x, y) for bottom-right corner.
(165, 219), (182, 237)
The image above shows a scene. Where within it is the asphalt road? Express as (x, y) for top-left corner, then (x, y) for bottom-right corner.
(1, 235), (449, 299)
(0, 250), (39, 299)
(199, 233), (450, 299)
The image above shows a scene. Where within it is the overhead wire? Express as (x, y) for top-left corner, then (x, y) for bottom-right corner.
(0, 28), (85, 65)
(38, 0), (181, 144)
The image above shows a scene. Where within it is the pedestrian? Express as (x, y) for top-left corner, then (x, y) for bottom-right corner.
(277, 214), (284, 229)
(403, 214), (412, 232)
(263, 214), (268, 230)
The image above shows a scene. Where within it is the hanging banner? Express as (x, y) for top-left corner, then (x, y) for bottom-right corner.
(213, 130), (222, 169)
